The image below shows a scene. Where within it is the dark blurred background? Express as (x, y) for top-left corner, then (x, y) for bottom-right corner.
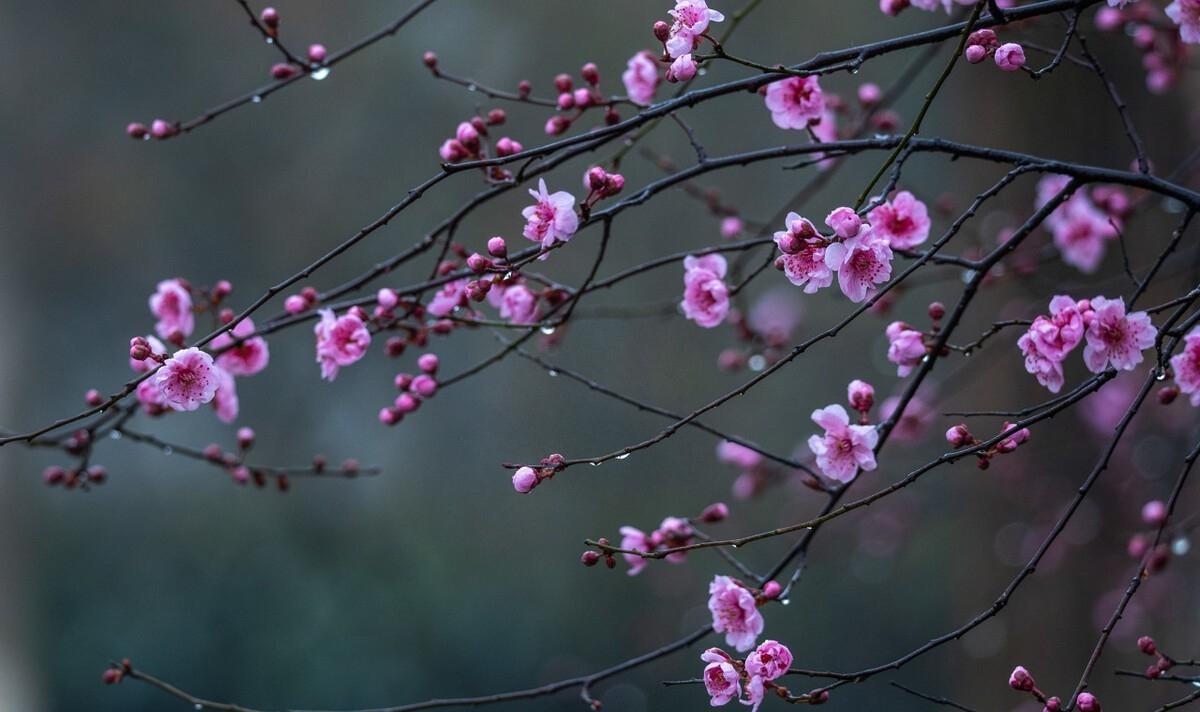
(1, 1), (1198, 710)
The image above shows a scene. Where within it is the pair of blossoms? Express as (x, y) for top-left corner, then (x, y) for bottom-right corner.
(703, 577), (823, 709)
(617, 0), (725, 110)
(1017, 294), (1156, 394)
(1009, 666), (1101, 711)
(681, 193), (930, 329)
(132, 279), (269, 421)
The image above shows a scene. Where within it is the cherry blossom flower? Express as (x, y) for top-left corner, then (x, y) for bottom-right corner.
(708, 576), (764, 652)
(212, 317), (270, 376)
(622, 51), (660, 106)
(764, 76), (826, 130)
(1082, 296), (1156, 373)
(211, 365), (239, 423)
(667, 53), (698, 82)
(522, 179), (579, 249)
(149, 279), (194, 340)
(681, 254), (730, 328)
(886, 321), (926, 376)
(618, 525), (652, 576)
(867, 191), (931, 249)
(701, 648), (741, 706)
(666, 0), (725, 58)
(742, 674), (765, 712)
(314, 309), (371, 381)
(807, 404), (878, 483)
(1170, 328), (1200, 405)
(825, 226), (893, 303)
(136, 378), (167, 412)
(154, 348), (220, 411)
(1167, 0), (1200, 43)
(498, 283), (539, 325)
(775, 212), (833, 294)
(1019, 331), (1067, 393)
(745, 640), (792, 681)
(427, 278), (469, 317)
(1051, 200), (1118, 273)
(717, 441), (763, 471)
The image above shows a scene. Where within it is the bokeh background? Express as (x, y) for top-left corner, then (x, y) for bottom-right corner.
(1, 1), (1198, 710)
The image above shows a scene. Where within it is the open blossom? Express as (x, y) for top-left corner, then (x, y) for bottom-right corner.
(764, 76), (825, 130)
(717, 441), (764, 471)
(775, 212), (833, 293)
(807, 404), (878, 483)
(212, 317), (270, 376)
(1170, 328), (1200, 405)
(1019, 331), (1066, 393)
(521, 179), (578, 249)
(622, 51), (660, 106)
(211, 365), (239, 423)
(667, 53), (697, 82)
(1018, 296), (1087, 392)
(1052, 200), (1118, 273)
(618, 526), (652, 576)
(701, 648), (741, 706)
(708, 576), (764, 652)
(681, 254), (730, 328)
(136, 377), (167, 411)
(743, 675), (765, 712)
(867, 191), (931, 249)
(745, 640), (792, 681)
(149, 279), (194, 340)
(1167, 0), (1200, 43)
(154, 348), (219, 411)
(427, 278), (468, 317)
(886, 321), (926, 376)
(1082, 296), (1156, 373)
(665, 0), (725, 58)
(497, 283), (539, 324)
(314, 309), (371, 381)
(825, 226), (893, 303)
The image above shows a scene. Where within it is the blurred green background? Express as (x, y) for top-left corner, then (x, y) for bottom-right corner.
(1, 1), (1198, 710)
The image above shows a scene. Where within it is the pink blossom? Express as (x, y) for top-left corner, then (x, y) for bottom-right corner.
(748, 288), (803, 345)
(149, 279), (194, 340)
(708, 575), (764, 652)
(721, 216), (744, 239)
(807, 404), (879, 483)
(994, 43), (1026, 71)
(867, 191), (931, 249)
(1170, 329), (1200, 405)
(717, 440), (764, 471)
(847, 379), (875, 413)
(666, 0), (725, 58)
(512, 466), (538, 493)
(211, 365), (239, 423)
(825, 207), (862, 239)
(1009, 665), (1036, 691)
(154, 348), (220, 411)
(618, 525), (652, 576)
(1033, 296), (1087, 361)
(701, 648), (741, 706)
(129, 335), (167, 373)
(1082, 296), (1156, 373)
(1019, 330), (1066, 393)
(1052, 200), (1118, 273)
(212, 318), (270, 376)
(135, 378), (166, 411)
(521, 179), (578, 249)
(764, 76), (825, 130)
(681, 254), (730, 328)
(825, 227), (893, 303)
(667, 54), (697, 82)
(742, 675), (765, 712)
(314, 309), (372, 381)
(886, 321), (926, 376)
(498, 283), (539, 325)
(622, 51), (660, 106)
(427, 278), (468, 317)
(745, 640), (792, 681)
(880, 394), (934, 443)
(776, 212), (833, 293)
(1167, 0), (1200, 43)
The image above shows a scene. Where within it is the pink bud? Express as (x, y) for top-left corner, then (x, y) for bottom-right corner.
(495, 137), (523, 157)
(126, 122), (149, 139)
(378, 407), (400, 426)
(456, 122), (480, 150)
(994, 43), (1026, 72)
(586, 166), (609, 192)
(1137, 635), (1157, 655)
(700, 502), (729, 522)
(946, 424), (972, 447)
(825, 207), (862, 238)
(418, 353), (440, 374)
(232, 466), (250, 484)
(284, 294), (307, 314)
(394, 393), (419, 414)
(1008, 666), (1035, 692)
(1141, 500), (1168, 526)
(271, 63), (299, 80)
(422, 51), (438, 69)
(847, 380), (875, 413)
(965, 44), (988, 64)
(554, 73), (573, 93)
(486, 108), (506, 125)
(411, 374), (438, 398)
(581, 62), (600, 85)
(487, 236), (508, 258)
(150, 119), (174, 139)
(545, 115), (570, 135)
(308, 44), (327, 64)
(260, 7), (279, 28)
(466, 253), (491, 274)
(857, 83), (882, 106)
(573, 87), (593, 108)
(580, 550), (601, 566)
(762, 580), (783, 599)
(720, 216), (744, 239)
(667, 54), (697, 82)
(879, 0), (910, 15)
(1076, 692), (1100, 712)
(375, 288), (398, 311)
(652, 20), (671, 42)
(85, 389), (103, 406)
(512, 466), (539, 493)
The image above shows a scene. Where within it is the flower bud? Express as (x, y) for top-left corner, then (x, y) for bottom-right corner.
(512, 466), (539, 493)
(700, 502), (729, 523)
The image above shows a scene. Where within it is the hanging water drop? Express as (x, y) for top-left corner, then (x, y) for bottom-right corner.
(310, 66), (330, 81)
(748, 354), (767, 372)
(547, 370), (558, 377)
(540, 325), (556, 335)
(109, 431), (122, 440)
(265, 37), (274, 45)
(467, 83), (478, 92)
(251, 95), (263, 104)
(163, 446), (173, 456)
(616, 453), (630, 460)
(781, 598), (791, 606)
(1173, 536), (1190, 556)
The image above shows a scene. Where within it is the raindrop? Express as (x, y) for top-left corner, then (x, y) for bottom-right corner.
(781, 598), (791, 606)
(540, 325), (556, 335)
(616, 453), (630, 460)
(467, 83), (478, 92)
(697, 67), (708, 77)
(1155, 368), (1168, 381)
(849, 66), (860, 75)
(251, 95), (263, 104)
(589, 461), (601, 467)
(109, 431), (122, 440)
(265, 37), (274, 45)
(1173, 537), (1191, 556)
(163, 446), (173, 456)
(547, 370), (558, 377)
(748, 354), (767, 372)
(310, 66), (330, 81)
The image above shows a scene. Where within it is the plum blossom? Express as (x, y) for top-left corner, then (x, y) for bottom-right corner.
(807, 404), (878, 483)
(427, 278), (469, 317)
(824, 226), (893, 303)
(681, 254), (730, 328)
(886, 321), (926, 376)
(666, 0), (725, 58)
(1018, 296), (1087, 393)
(622, 51), (660, 106)
(314, 309), (371, 381)
(1082, 296), (1156, 373)
(667, 54), (698, 82)
(618, 526), (652, 576)
(212, 317), (270, 376)
(211, 365), (239, 423)
(775, 212), (832, 294)
(745, 640), (792, 681)
(717, 441), (763, 471)
(701, 648), (741, 706)
(1170, 328), (1200, 405)
(1167, 0), (1200, 43)
(154, 348), (219, 411)
(521, 179), (578, 249)
(136, 377), (167, 412)
(708, 575), (764, 652)
(742, 674), (765, 712)
(149, 279), (194, 340)
(1051, 200), (1119, 274)
(764, 76), (825, 130)
(867, 191), (931, 249)
(498, 283), (539, 325)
